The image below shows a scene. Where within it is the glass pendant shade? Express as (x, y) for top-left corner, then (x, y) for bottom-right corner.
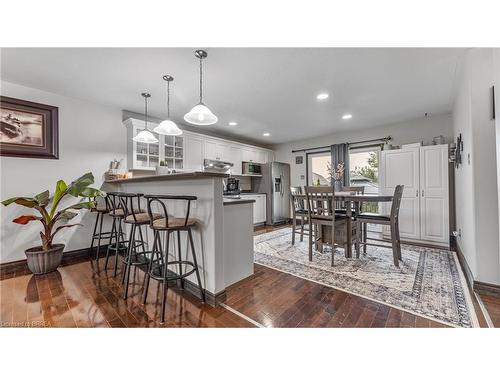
(184, 50), (218, 126)
(184, 103), (218, 125)
(132, 129), (159, 143)
(133, 92), (158, 144)
(153, 119), (183, 136)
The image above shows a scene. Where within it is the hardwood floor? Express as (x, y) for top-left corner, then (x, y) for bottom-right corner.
(1, 223), (492, 328)
(0, 259), (253, 328)
(479, 294), (500, 327)
(224, 263), (450, 328)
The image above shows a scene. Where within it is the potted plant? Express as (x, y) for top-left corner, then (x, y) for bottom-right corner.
(1, 172), (102, 275)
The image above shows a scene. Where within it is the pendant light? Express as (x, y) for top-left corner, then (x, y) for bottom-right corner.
(184, 49), (218, 125)
(132, 93), (158, 144)
(153, 75), (183, 136)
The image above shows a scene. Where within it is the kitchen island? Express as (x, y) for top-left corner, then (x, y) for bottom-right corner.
(104, 172), (255, 305)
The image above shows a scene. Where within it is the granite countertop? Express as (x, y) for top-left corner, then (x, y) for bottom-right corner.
(105, 171), (229, 183)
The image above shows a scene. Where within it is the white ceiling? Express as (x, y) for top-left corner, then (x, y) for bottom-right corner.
(0, 48), (465, 145)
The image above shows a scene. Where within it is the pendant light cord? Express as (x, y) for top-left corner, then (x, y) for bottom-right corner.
(144, 95), (148, 130)
(199, 56), (203, 104)
(167, 80), (170, 118)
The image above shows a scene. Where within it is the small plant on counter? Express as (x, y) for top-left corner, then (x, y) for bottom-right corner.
(160, 160), (165, 167)
(1, 172), (102, 274)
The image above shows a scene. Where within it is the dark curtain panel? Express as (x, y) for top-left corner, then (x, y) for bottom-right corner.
(330, 143), (350, 187)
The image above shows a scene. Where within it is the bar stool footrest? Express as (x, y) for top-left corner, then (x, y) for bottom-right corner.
(149, 260), (197, 281)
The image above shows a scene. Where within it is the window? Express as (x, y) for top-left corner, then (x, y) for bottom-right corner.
(349, 147), (380, 213)
(307, 152), (331, 186)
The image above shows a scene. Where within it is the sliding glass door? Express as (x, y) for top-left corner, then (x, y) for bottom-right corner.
(307, 151), (331, 186)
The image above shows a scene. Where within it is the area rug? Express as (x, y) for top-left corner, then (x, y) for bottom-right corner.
(253, 228), (478, 328)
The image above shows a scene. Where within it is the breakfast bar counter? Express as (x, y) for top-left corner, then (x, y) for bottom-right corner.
(103, 172), (255, 305)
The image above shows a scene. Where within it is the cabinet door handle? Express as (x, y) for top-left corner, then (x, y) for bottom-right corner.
(422, 190), (424, 197)
(416, 190), (418, 197)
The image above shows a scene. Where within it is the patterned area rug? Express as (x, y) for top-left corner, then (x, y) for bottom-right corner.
(254, 228), (478, 328)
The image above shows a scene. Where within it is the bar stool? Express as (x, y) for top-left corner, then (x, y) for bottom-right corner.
(103, 192), (128, 275)
(89, 194), (113, 260)
(120, 193), (162, 299)
(141, 194), (205, 323)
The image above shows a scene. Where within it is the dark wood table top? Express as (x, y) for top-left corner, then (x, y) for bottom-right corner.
(293, 192), (393, 202)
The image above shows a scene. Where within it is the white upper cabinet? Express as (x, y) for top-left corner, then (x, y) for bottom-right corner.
(124, 118), (161, 170)
(204, 139), (218, 160)
(184, 134), (204, 172)
(241, 148), (256, 162)
(124, 118), (273, 174)
(227, 145), (243, 175)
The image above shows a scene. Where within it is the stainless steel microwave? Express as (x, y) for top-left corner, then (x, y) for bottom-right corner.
(242, 162), (262, 175)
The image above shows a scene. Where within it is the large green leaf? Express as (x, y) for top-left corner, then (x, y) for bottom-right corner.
(35, 190), (50, 206)
(1, 197), (20, 206)
(62, 201), (95, 211)
(52, 223), (83, 239)
(50, 180), (68, 218)
(66, 172), (95, 197)
(2, 197), (39, 208)
(79, 187), (102, 198)
(58, 211), (78, 221)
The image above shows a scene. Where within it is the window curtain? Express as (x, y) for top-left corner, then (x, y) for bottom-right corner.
(330, 143), (350, 188)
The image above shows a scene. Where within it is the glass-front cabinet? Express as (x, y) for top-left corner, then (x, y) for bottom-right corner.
(163, 135), (184, 170)
(134, 127), (160, 169)
(125, 118), (184, 171)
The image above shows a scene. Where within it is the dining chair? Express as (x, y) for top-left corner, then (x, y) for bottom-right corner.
(340, 186), (366, 252)
(355, 185), (404, 267)
(290, 186), (309, 245)
(304, 186), (349, 266)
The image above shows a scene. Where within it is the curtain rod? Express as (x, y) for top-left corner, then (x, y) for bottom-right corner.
(291, 136), (392, 153)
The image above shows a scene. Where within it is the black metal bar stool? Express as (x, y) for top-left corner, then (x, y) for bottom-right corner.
(103, 192), (128, 275)
(89, 194), (113, 260)
(142, 194), (205, 323)
(120, 193), (162, 299)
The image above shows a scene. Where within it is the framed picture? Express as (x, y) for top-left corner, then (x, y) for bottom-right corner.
(0, 96), (59, 159)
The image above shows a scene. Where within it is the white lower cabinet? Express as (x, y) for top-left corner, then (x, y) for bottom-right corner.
(380, 144), (449, 245)
(243, 194), (267, 225)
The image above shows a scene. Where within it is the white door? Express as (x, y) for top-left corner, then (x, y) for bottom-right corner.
(419, 145), (449, 243)
(380, 147), (420, 240)
(184, 134), (204, 171)
(204, 139), (218, 160)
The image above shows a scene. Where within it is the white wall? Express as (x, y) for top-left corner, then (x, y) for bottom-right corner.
(274, 113), (453, 187)
(494, 49), (500, 281)
(453, 48), (500, 285)
(0, 81), (126, 263)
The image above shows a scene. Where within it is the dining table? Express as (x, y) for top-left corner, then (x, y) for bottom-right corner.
(297, 191), (394, 258)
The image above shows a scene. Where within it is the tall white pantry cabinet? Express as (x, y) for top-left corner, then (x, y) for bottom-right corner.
(380, 144), (450, 245)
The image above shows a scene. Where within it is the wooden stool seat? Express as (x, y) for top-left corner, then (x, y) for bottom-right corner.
(124, 212), (162, 224)
(151, 217), (197, 229)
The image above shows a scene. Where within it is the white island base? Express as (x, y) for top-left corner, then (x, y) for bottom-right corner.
(104, 172), (255, 305)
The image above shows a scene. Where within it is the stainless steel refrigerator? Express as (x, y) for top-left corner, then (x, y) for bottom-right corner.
(252, 161), (290, 225)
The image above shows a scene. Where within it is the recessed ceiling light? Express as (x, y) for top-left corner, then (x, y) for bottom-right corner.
(342, 114), (353, 120)
(228, 121), (238, 126)
(263, 132), (270, 137)
(316, 93), (329, 100)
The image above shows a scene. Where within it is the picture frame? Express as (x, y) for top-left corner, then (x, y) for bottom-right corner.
(0, 96), (59, 159)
